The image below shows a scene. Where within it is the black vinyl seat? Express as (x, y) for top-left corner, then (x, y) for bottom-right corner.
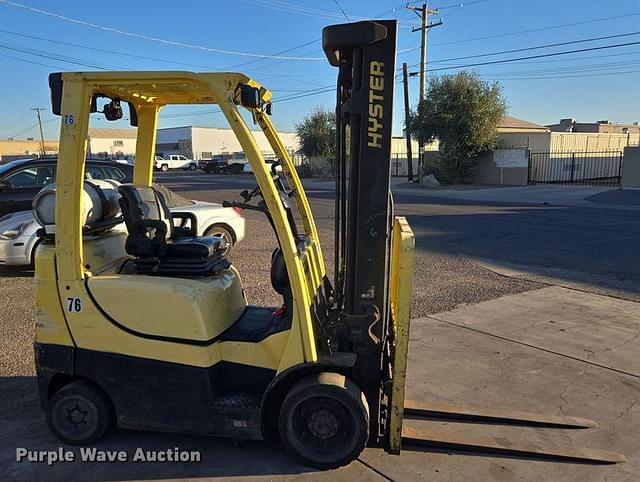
(118, 184), (230, 276)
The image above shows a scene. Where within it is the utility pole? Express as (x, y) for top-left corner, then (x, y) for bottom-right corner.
(407, 2), (442, 181)
(30, 107), (46, 158)
(402, 63), (414, 182)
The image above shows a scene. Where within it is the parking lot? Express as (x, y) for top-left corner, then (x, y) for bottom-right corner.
(1, 171), (639, 481)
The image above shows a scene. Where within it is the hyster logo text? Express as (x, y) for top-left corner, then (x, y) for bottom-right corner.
(367, 61), (385, 148)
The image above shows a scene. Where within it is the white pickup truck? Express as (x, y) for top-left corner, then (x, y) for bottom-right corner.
(154, 155), (198, 172)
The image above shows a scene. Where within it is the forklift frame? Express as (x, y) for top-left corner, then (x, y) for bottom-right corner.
(42, 71), (326, 372)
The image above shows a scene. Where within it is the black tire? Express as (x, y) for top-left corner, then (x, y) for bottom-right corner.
(278, 373), (369, 470)
(29, 239), (42, 269)
(231, 164), (243, 175)
(188, 163), (197, 171)
(160, 164), (169, 172)
(46, 380), (112, 445)
(204, 224), (235, 257)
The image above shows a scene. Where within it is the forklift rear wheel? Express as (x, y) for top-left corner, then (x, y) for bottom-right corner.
(46, 380), (112, 445)
(278, 373), (369, 470)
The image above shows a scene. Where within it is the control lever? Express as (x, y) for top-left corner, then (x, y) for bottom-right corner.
(240, 185), (261, 202)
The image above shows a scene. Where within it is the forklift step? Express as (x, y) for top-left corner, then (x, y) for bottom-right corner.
(208, 393), (262, 441)
(404, 399), (597, 429)
(401, 424), (627, 464)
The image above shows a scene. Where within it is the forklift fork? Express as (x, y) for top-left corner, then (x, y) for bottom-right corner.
(399, 399), (626, 464)
(388, 219), (625, 465)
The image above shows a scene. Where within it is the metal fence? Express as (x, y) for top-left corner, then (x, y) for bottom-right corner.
(528, 150), (624, 186)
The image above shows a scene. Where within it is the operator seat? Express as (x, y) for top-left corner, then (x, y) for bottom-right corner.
(118, 184), (230, 276)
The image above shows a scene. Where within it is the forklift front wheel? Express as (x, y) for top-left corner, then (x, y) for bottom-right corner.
(278, 373), (369, 470)
(46, 380), (112, 445)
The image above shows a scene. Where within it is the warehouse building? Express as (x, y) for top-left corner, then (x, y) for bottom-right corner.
(155, 126), (302, 163)
(547, 118), (640, 135)
(87, 128), (137, 160)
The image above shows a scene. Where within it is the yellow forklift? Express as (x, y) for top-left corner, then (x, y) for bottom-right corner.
(34, 20), (624, 469)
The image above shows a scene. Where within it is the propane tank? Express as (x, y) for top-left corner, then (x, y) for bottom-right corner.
(33, 179), (122, 234)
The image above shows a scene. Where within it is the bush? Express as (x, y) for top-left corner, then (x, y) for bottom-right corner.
(296, 108), (336, 175)
(410, 71), (507, 183)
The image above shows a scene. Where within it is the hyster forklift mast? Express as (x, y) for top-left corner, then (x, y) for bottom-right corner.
(323, 20), (626, 464)
(323, 20), (397, 443)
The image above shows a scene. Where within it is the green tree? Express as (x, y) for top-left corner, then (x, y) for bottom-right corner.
(410, 71), (507, 183)
(296, 107), (336, 173)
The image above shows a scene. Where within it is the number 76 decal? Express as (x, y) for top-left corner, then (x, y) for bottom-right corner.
(66, 297), (82, 312)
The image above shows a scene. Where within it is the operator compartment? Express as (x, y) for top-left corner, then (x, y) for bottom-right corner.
(34, 179), (248, 343)
(85, 182), (247, 342)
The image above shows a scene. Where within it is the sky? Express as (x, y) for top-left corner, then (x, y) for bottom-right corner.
(0, 0), (639, 141)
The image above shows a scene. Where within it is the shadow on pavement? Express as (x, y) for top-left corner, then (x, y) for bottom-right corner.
(0, 376), (313, 481)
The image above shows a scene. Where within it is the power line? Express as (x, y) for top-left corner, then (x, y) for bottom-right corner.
(484, 68), (640, 82)
(0, 29), (222, 70)
(0, 42), (115, 70)
(237, 0), (358, 21)
(226, 39), (319, 71)
(0, 50), (66, 70)
(405, 39), (640, 73)
(427, 30), (640, 65)
(0, 0), (324, 61)
(430, 11), (640, 47)
(230, 1), (432, 74)
(332, 0), (350, 21)
(434, 0), (489, 10)
(5, 118), (56, 139)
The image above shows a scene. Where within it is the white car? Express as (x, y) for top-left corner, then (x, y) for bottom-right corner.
(0, 188), (244, 267)
(155, 155), (198, 172)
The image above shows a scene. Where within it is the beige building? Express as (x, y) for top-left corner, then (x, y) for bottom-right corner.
(0, 139), (58, 162)
(497, 116), (551, 151)
(547, 118), (640, 135)
(156, 126), (301, 162)
(87, 128), (138, 160)
(496, 116), (639, 152)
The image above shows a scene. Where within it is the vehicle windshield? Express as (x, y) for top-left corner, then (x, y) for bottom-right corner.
(0, 158), (33, 176)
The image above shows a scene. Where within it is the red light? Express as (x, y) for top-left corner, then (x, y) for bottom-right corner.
(231, 207), (242, 217)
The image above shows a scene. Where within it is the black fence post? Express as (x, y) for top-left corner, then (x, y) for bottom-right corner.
(570, 152), (576, 183)
(618, 151), (624, 186)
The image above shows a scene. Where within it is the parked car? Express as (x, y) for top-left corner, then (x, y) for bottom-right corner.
(200, 153), (246, 175)
(0, 158), (134, 217)
(0, 185), (245, 267)
(154, 155), (198, 172)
